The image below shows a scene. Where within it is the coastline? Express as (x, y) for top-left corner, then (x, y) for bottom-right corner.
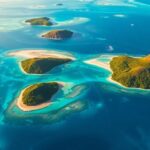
(85, 56), (150, 91)
(17, 82), (65, 112)
(19, 62), (28, 75)
(84, 58), (112, 72)
(8, 49), (75, 75)
(23, 17), (56, 27)
(40, 29), (74, 40)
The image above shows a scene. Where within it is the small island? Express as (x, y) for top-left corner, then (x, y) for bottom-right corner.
(8, 50), (75, 74)
(5, 82), (88, 124)
(17, 82), (60, 111)
(42, 29), (73, 40)
(110, 55), (150, 89)
(21, 57), (72, 74)
(25, 17), (53, 26)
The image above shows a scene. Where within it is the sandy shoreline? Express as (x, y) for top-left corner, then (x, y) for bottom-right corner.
(84, 58), (112, 72)
(8, 49), (76, 60)
(84, 58), (123, 86)
(84, 58), (125, 87)
(17, 82), (65, 112)
(85, 57), (150, 91)
(85, 58), (125, 87)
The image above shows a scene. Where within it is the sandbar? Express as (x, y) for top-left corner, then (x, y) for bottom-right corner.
(8, 50), (75, 60)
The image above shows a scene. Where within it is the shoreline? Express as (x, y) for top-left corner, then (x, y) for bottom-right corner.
(8, 49), (76, 60)
(84, 59), (112, 72)
(17, 82), (65, 112)
(23, 17), (56, 27)
(85, 57), (150, 91)
(40, 29), (74, 40)
(19, 62), (28, 75)
(8, 49), (75, 75)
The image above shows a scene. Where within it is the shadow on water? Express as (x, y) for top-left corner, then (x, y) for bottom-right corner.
(35, 134), (111, 150)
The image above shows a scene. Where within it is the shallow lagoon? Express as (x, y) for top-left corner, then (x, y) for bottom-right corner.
(1, 0), (150, 150)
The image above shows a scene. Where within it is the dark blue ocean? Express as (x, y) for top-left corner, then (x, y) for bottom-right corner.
(0, 0), (150, 150)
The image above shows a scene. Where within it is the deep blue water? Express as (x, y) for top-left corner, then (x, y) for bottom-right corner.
(1, 0), (150, 150)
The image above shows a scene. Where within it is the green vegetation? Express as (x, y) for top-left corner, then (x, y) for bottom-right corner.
(25, 17), (53, 26)
(21, 57), (72, 74)
(42, 29), (73, 40)
(22, 82), (59, 106)
(110, 55), (150, 89)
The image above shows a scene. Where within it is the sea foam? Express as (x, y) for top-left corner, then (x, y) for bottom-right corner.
(54, 17), (90, 27)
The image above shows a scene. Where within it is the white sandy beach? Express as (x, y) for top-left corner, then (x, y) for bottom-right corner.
(84, 58), (112, 72)
(84, 57), (131, 88)
(8, 50), (75, 60)
(84, 58), (125, 86)
(17, 91), (51, 112)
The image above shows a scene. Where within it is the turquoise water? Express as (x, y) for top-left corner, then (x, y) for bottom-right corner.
(1, 0), (150, 149)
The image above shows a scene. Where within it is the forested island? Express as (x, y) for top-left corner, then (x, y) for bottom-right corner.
(21, 57), (72, 74)
(17, 82), (61, 111)
(110, 55), (150, 89)
(25, 17), (53, 26)
(22, 82), (59, 106)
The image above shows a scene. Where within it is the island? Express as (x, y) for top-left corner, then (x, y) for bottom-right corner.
(8, 50), (75, 74)
(17, 82), (60, 111)
(25, 17), (53, 26)
(85, 55), (150, 89)
(21, 57), (72, 74)
(110, 55), (150, 89)
(42, 29), (73, 40)
(5, 81), (88, 124)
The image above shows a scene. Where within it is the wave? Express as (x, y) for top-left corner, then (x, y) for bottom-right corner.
(54, 17), (90, 27)
(28, 4), (47, 9)
(113, 14), (127, 18)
